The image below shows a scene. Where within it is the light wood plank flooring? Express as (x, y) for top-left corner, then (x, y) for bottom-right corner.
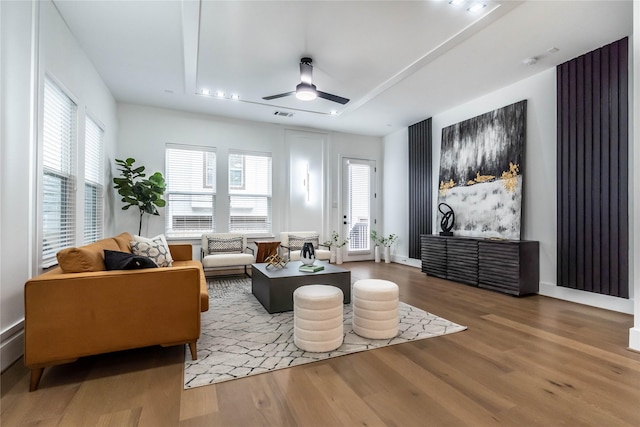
(2, 262), (639, 426)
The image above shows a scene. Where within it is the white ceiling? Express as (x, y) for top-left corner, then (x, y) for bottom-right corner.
(53, 0), (632, 137)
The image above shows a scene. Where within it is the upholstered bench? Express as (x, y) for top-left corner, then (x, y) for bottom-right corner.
(352, 279), (399, 339)
(293, 285), (344, 352)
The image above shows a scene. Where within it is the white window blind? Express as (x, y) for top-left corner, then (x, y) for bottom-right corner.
(42, 78), (77, 267)
(84, 116), (104, 244)
(228, 151), (272, 233)
(348, 162), (371, 251)
(165, 145), (216, 238)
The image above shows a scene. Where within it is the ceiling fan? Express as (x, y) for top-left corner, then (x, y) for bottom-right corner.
(262, 57), (350, 105)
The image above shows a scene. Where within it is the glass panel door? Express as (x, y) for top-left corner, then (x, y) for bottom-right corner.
(342, 158), (375, 261)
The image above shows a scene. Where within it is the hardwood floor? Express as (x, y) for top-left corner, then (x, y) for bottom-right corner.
(2, 262), (639, 426)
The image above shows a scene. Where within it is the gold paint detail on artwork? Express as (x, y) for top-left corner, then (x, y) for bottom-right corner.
(441, 162), (520, 194)
(466, 171), (496, 186)
(500, 162), (520, 193)
(439, 179), (455, 196)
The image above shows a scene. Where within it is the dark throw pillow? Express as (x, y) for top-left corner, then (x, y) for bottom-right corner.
(104, 249), (158, 270)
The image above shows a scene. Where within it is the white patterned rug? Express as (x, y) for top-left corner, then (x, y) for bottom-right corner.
(184, 277), (467, 389)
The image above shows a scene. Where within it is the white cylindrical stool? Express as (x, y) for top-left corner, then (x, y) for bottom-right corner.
(352, 279), (399, 339)
(293, 285), (344, 352)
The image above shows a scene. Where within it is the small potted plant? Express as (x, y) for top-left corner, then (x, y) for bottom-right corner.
(381, 234), (398, 264)
(370, 230), (383, 263)
(325, 230), (348, 264)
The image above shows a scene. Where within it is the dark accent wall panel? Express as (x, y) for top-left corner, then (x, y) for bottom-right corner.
(557, 37), (628, 298)
(409, 118), (432, 259)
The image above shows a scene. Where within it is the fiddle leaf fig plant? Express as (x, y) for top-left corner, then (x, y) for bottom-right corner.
(113, 158), (166, 235)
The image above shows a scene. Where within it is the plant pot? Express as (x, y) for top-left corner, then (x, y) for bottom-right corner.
(384, 246), (391, 263)
(330, 246), (336, 263)
(374, 246), (381, 263)
(336, 247), (343, 264)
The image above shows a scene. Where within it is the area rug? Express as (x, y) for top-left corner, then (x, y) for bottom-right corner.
(184, 277), (466, 389)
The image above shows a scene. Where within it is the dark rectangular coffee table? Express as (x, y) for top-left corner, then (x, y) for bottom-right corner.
(251, 261), (351, 313)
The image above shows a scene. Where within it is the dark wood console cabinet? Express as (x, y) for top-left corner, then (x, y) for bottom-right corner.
(420, 235), (539, 296)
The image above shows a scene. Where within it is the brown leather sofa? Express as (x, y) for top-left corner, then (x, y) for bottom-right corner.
(24, 232), (208, 391)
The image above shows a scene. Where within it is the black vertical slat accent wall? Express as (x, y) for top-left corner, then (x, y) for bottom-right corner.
(408, 118), (432, 259)
(557, 37), (629, 298)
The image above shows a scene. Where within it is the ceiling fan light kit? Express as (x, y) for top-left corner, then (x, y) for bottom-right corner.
(295, 82), (318, 101)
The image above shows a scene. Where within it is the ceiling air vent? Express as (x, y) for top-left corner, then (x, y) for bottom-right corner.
(274, 111), (294, 117)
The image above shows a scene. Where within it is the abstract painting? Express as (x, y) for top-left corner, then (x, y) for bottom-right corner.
(437, 100), (527, 239)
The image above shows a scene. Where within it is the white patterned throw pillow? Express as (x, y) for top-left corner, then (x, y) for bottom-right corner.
(288, 234), (319, 251)
(207, 236), (243, 255)
(130, 241), (171, 267)
(130, 235), (173, 267)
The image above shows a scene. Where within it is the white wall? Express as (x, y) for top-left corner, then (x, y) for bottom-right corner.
(382, 128), (415, 266)
(115, 103), (383, 256)
(331, 132), (385, 257)
(432, 69), (559, 291)
(0, 0), (117, 371)
(385, 67), (634, 315)
(1, 0), (36, 372)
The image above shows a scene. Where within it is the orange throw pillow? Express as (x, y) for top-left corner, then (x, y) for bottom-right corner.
(56, 238), (120, 273)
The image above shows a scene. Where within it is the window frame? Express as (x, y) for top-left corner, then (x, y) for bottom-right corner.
(83, 113), (105, 245)
(39, 76), (78, 269)
(165, 144), (217, 239)
(227, 149), (272, 235)
(228, 153), (246, 190)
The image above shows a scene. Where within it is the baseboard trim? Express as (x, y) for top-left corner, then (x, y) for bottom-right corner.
(391, 256), (421, 268)
(629, 327), (640, 352)
(1, 322), (24, 373)
(539, 282), (634, 314)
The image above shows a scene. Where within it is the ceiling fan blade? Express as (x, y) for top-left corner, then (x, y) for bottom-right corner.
(317, 90), (350, 105)
(262, 91), (295, 101)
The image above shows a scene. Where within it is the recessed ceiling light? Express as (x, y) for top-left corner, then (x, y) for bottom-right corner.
(164, 89), (174, 94)
(449, 0), (466, 7)
(523, 57), (538, 66)
(330, 110), (338, 116)
(230, 93), (240, 100)
(467, 2), (486, 12)
(547, 47), (560, 54)
(216, 90), (225, 98)
(201, 88), (211, 96)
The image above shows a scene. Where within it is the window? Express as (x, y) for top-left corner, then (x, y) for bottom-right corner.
(229, 153), (245, 190)
(41, 78), (77, 267)
(84, 116), (104, 244)
(228, 151), (272, 233)
(203, 151), (215, 188)
(166, 145), (216, 238)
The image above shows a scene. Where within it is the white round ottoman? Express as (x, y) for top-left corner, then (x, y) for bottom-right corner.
(293, 285), (344, 352)
(352, 279), (399, 339)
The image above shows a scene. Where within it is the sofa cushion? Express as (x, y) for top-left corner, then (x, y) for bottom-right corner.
(202, 253), (254, 268)
(112, 232), (134, 253)
(56, 238), (121, 273)
(104, 250), (158, 270)
(130, 240), (173, 267)
(288, 234), (319, 251)
(206, 236), (243, 255)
